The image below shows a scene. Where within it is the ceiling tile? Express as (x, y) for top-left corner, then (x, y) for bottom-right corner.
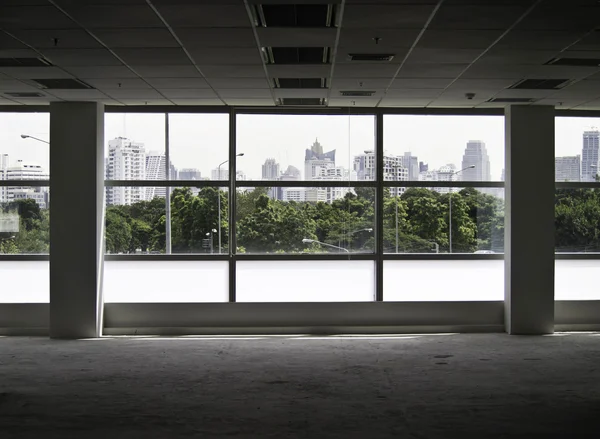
(494, 31), (583, 50)
(332, 78), (391, 89)
(49, 89), (108, 99)
(447, 78), (518, 90)
(223, 98), (275, 106)
(8, 29), (102, 49)
(334, 48), (410, 64)
(93, 28), (179, 48)
(145, 77), (210, 88)
(515, 5), (599, 31)
(0, 66), (74, 79)
(153, 5), (250, 27)
(0, 6), (77, 29)
(569, 32), (600, 51)
(338, 29), (420, 49)
(435, 89), (498, 102)
(66, 66), (137, 78)
(158, 88), (218, 98)
(343, 5), (436, 28)
(390, 78), (455, 89)
(379, 98), (432, 107)
(256, 28), (337, 47)
(0, 31), (39, 49)
(83, 78), (152, 89)
(0, 79), (43, 92)
(203, 65), (269, 78)
(534, 98), (589, 109)
(40, 48), (122, 66)
(406, 48), (482, 64)
(171, 98), (224, 106)
(218, 89), (273, 98)
(120, 99), (174, 105)
(328, 98), (379, 107)
(273, 89), (328, 99)
(132, 65), (201, 77)
(428, 5), (530, 30)
(206, 78), (270, 89)
(397, 63), (468, 78)
(384, 89), (443, 98)
(417, 30), (505, 49)
(493, 89), (558, 99)
(58, 5), (164, 28)
(174, 28), (257, 48)
(100, 89), (164, 99)
(477, 49), (558, 65)
(0, 49), (39, 58)
(115, 48), (191, 66)
(334, 64), (399, 78)
(188, 48), (263, 65)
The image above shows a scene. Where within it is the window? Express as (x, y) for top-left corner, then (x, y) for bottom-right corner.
(555, 117), (600, 182)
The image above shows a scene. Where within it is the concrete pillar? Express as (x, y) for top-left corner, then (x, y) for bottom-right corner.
(50, 102), (105, 338)
(504, 105), (555, 334)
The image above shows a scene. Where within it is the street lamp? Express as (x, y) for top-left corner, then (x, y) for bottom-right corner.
(340, 227), (373, 251)
(302, 238), (350, 253)
(217, 153), (244, 254)
(21, 134), (49, 144)
(205, 228), (217, 254)
(448, 165), (475, 253)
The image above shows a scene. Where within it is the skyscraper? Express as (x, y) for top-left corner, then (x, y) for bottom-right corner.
(555, 156), (581, 182)
(262, 158), (280, 180)
(105, 137), (146, 205)
(304, 138), (335, 180)
(145, 152), (167, 200)
(461, 140), (491, 181)
(178, 168), (201, 180)
(3, 159), (50, 208)
(582, 130), (600, 182)
(403, 152), (420, 181)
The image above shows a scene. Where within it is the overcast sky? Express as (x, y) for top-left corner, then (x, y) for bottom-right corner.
(1, 111), (598, 182)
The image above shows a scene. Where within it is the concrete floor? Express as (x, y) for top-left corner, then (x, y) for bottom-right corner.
(1, 334), (599, 438)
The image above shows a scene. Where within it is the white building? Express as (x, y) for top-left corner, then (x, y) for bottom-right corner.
(282, 187), (327, 203)
(419, 164), (458, 194)
(211, 168), (229, 180)
(105, 137), (146, 206)
(178, 168), (201, 180)
(305, 139), (336, 181)
(461, 140), (491, 182)
(555, 155), (581, 182)
(2, 159), (50, 208)
(262, 158), (280, 180)
(356, 150), (409, 196)
(145, 151), (166, 200)
(0, 153), (8, 203)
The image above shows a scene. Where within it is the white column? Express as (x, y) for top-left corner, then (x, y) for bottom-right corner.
(504, 105), (555, 334)
(50, 102), (105, 338)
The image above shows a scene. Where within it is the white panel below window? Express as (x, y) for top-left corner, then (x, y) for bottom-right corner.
(384, 260), (504, 301)
(103, 261), (228, 303)
(236, 261), (375, 302)
(0, 261), (49, 303)
(555, 260), (600, 300)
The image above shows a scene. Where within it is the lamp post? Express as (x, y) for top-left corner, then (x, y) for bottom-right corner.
(448, 165), (475, 253)
(217, 153), (244, 254)
(340, 227), (373, 252)
(20, 134), (49, 144)
(302, 238), (350, 253)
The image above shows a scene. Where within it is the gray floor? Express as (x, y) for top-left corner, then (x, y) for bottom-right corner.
(1, 333), (599, 438)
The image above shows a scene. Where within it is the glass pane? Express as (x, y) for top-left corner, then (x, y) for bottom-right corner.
(168, 113), (229, 181)
(1, 187), (50, 254)
(236, 186), (375, 254)
(384, 260), (503, 301)
(383, 115), (504, 182)
(383, 187), (504, 254)
(555, 260), (600, 300)
(105, 187), (166, 254)
(103, 261), (228, 303)
(0, 112), (49, 178)
(237, 260), (374, 302)
(555, 117), (600, 182)
(0, 261), (48, 303)
(555, 188), (600, 253)
(171, 186), (229, 254)
(104, 113), (166, 181)
(236, 114), (375, 181)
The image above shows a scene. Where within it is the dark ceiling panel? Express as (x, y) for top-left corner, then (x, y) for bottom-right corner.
(8, 29), (102, 49)
(56, 5), (164, 28)
(342, 5), (437, 28)
(92, 29), (179, 48)
(428, 5), (529, 30)
(153, 5), (250, 27)
(0, 6), (77, 29)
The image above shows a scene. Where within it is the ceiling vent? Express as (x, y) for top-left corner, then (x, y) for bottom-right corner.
(510, 78), (570, 90)
(4, 92), (45, 98)
(253, 4), (337, 27)
(275, 78), (326, 89)
(265, 47), (330, 64)
(340, 90), (375, 97)
(545, 58), (600, 67)
(31, 78), (93, 90)
(278, 98), (325, 106)
(348, 53), (395, 62)
(0, 57), (52, 67)
(487, 97), (537, 103)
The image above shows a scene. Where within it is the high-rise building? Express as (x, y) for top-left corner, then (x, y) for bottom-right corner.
(178, 168), (201, 180)
(145, 152), (166, 200)
(3, 159), (50, 208)
(304, 138), (335, 180)
(262, 158), (280, 180)
(555, 156), (581, 182)
(211, 168), (229, 180)
(105, 137), (146, 206)
(419, 161), (428, 173)
(461, 140), (491, 181)
(403, 152), (420, 181)
(272, 166), (301, 201)
(356, 150), (408, 196)
(0, 154), (8, 203)
(420, 164), (458, 194)
(582, 130), (600, 182)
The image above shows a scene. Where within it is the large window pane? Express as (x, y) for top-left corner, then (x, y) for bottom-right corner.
(555, 260), (600, 300)
(0, 112), (49, 178)
(236, 114), (376, 181)
(168, 113), (229, 181)
(555, 188), (600, 253)
(383, 115), (504, 182)
(383, 187), (504, 254)
(237, 261), (374, 302)
(384, 260), (503, 301)
(171, 186), (229, 254)
(103, 261), (228, 303)
(104, 113), (165, 181)
(236, 186), (374, 254)
(105, 187), (166, 254)
(555, 117), (600, 182)
(0, 187), (50, 254)
(0, 261), (48, 303)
